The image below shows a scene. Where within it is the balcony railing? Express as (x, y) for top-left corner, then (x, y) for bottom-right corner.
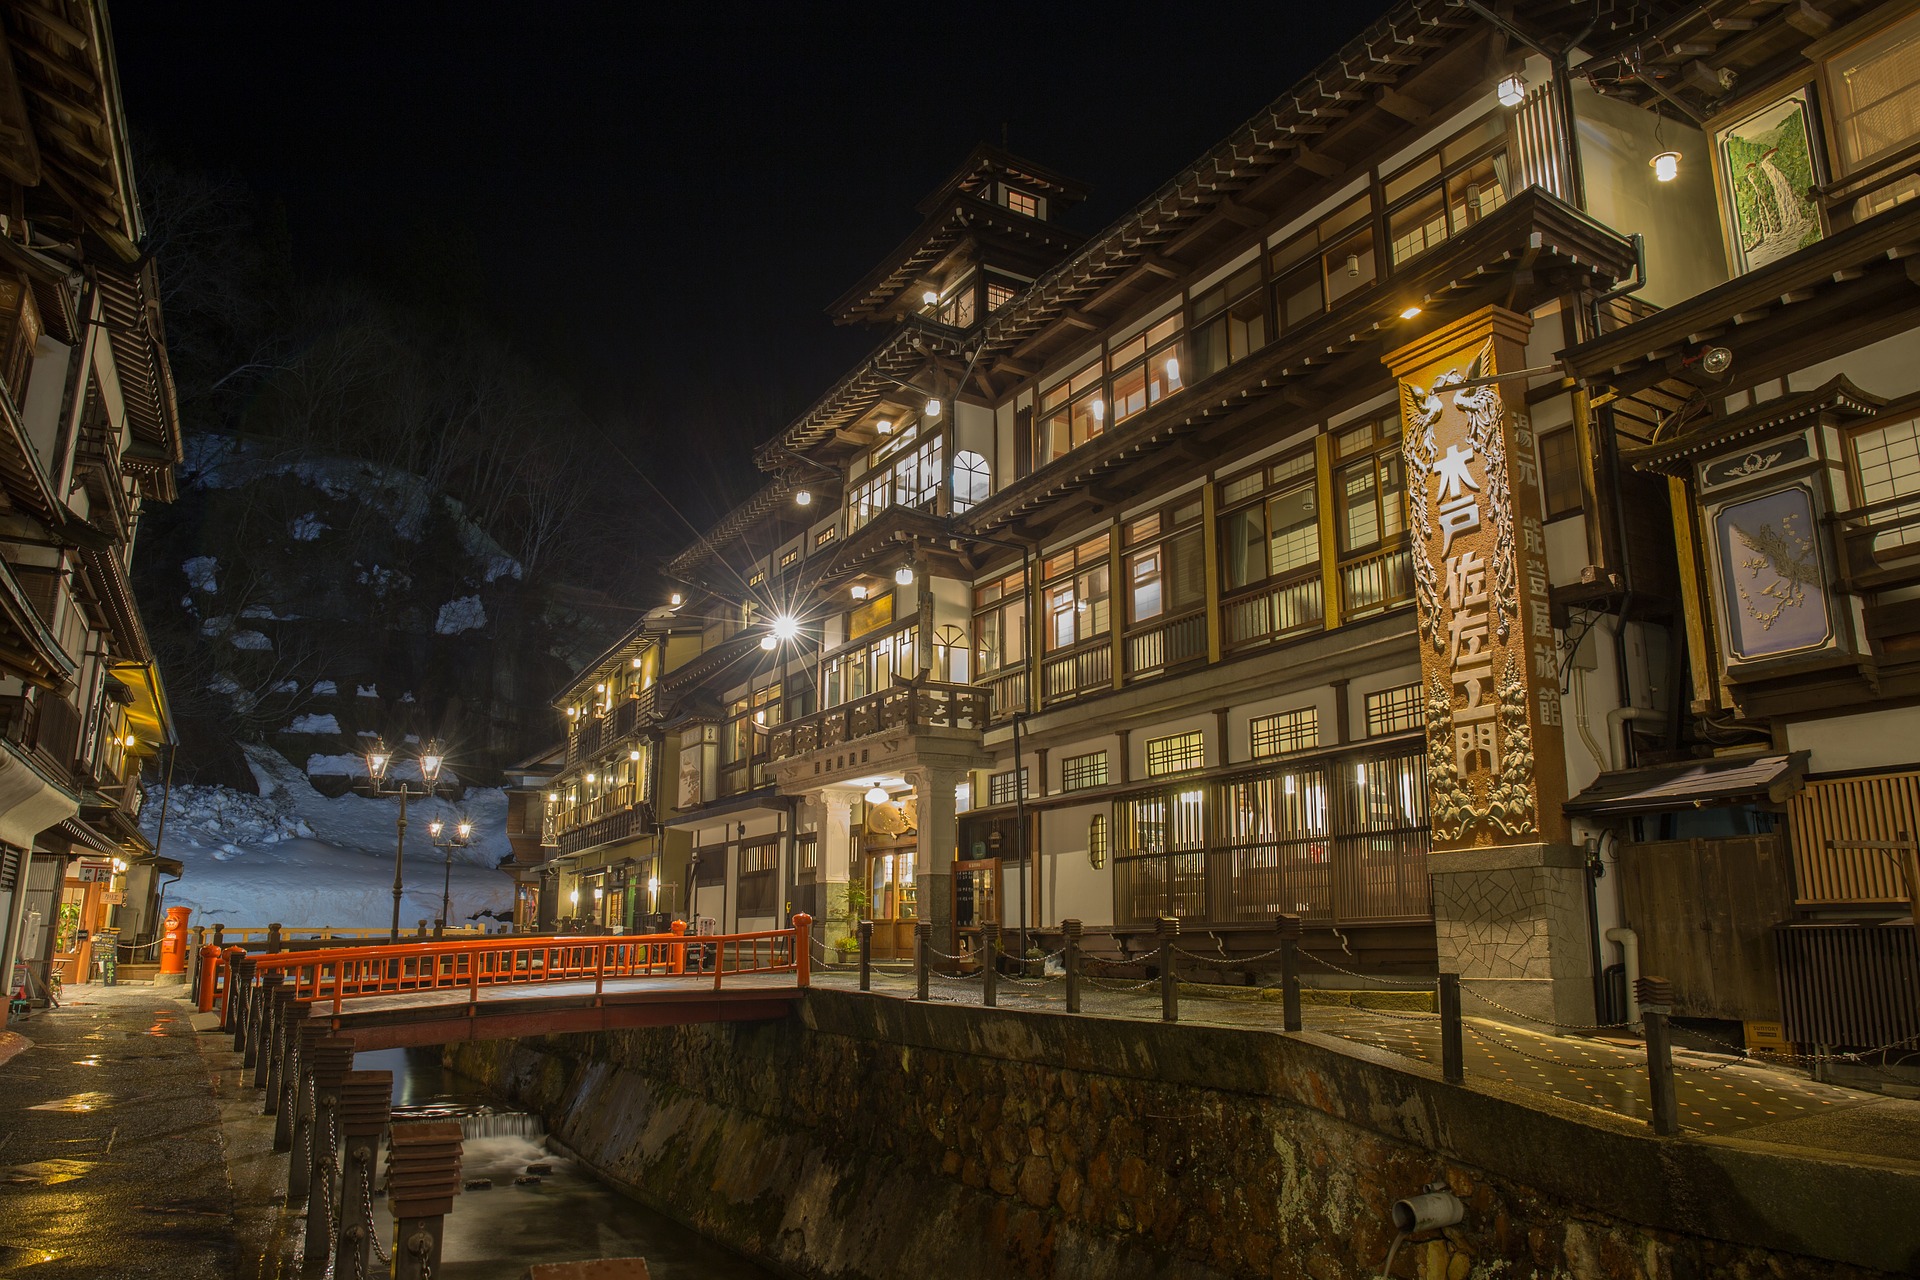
(565, 688), (658, 767)
(555, 801), (653, 858)
(0, 691), (80, 784)
(1114, 832), (1432, 927)
(1041, 639), (1111, 706)
(976, 667), (1028, 723)
(1833, 495), (1920, 595)
(1125, 609), (1207, 680)
(1338, 543), (1413, 621)
(766, 680), (989, 764)
(1221, 573), (1324, 653)
(74, 424), (132, 542)
(556, 783), (636, 835)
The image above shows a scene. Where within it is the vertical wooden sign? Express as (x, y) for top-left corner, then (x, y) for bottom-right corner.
(1387, 307), (1568, 851)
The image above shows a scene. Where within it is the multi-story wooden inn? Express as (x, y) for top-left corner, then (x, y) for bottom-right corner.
(0, 0), (181, 1015)
(533, 0), (1920, 1054)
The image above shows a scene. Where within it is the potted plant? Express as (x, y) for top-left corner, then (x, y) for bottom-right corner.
(832, 934), (859, 964)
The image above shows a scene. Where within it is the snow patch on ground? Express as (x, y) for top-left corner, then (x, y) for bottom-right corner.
(230, 630), (273, 651)
(286, 713), (341, 734)
(356, 683), (378, 698)
(435, 596), (486, 635)
(152, 745), (509, 929)
(289, 512), (327, 541)
(184, 556), (219, 593)
(312, 680), (338, 696)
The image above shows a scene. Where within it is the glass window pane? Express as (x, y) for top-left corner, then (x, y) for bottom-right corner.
(1384, 154), (1441, 205)
(1447, 153), (1508, 233)
(1111, 361), (1150, 423)
(1268, 484), (1320, 574)
(1390, 185), (1449, 266)
(1224, 506), (1265, 589)
(1277, 264), (1324, 333)
(1342, 461), (1381, 550)
(1130, 550), (1163, 621)
(1324, 229), (1375, 306)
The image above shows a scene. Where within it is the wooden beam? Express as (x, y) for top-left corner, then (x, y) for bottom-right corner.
(1376, 85), (1430, 124)
(1217, 196), (1264, 229)
(1785, 0), (1833, 36)
(1137, 252), (1183, 279)
(1057, 306), (1101, 332)
(1294, 148), (1344, 178)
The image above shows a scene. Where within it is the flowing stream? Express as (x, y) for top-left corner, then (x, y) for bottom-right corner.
(356, 1047), (777, 1279)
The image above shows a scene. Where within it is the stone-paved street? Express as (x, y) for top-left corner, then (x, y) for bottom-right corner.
(810, 963), (1920, 1163)
(0, 985), (238, 1279)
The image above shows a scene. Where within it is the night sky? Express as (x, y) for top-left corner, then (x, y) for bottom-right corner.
(111, 4), (1367, 525)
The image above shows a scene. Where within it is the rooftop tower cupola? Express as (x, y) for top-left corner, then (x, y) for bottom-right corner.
(830, 143), (1089, 329)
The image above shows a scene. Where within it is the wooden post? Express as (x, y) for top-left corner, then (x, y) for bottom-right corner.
(189, 927), (206, 1005)
(234, 957), (258, 1058)
(253, 972), (284, 1089)
(334, 1069), (392, 1280)
(793, 913), (812, 987)
(287, 1021), (329, 1181)
(1439, 972), (1464, 1085)
(1276, 914), (1303, 1033)
(857, 919), (873, 992)
(1636, 976), (1680, 1137)
(982, 922), (1000, 1008)
(914, 921), (930, 1002)
(262, 985), (295, 1111)
(1063, 918), (1082, 1014)
(387, 1121), (464, 1280)
(305, 1038), (356, 1261)
(1157, 916), (1179, 1024)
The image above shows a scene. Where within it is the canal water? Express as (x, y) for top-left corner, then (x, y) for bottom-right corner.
(356, 1047), (777, 1280)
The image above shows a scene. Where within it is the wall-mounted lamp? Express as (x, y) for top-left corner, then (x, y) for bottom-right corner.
(795, 489), (813, 506)
(925, 398), (941, 418)
(669, 592), (683, 607)
(1346, 252), (1360, 278)
(894, 564), (915, 586)
(629, 749), (642, 761)
(921, 289), (939, 306)
(759, 634), (777, 651)
(876, 419), (892, 434)
(850, 584), (869, 601)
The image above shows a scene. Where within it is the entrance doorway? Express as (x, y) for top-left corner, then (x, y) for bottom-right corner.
(861, 834), (918, 959)
(952, 857), (1000, 961)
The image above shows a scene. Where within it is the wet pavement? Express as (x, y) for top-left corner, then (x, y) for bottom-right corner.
(0, 984), (236, 1280)
(813, 965), (1920, 1163)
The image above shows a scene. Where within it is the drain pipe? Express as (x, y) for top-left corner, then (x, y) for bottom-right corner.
(1605, 924), (1641, 1025)
(1606, 705), (1665, 770)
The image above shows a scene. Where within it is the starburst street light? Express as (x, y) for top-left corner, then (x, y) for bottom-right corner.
(363, 738), (449, 942)
(428, 816), (475, 935)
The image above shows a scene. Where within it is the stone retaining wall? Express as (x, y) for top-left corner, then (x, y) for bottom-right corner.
(445, 990), (1919, 1280)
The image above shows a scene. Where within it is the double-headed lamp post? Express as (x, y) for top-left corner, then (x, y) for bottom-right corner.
(428, 817), (474, 934)
(364, 738), (446, 942)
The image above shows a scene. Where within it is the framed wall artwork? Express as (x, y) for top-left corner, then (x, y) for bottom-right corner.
(1714, 87), (1826, 275)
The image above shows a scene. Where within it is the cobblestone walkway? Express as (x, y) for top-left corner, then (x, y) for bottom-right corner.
(811, 966), (1920, 1163)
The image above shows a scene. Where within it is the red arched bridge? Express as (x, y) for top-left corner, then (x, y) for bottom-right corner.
(209, 916), (811, 1052)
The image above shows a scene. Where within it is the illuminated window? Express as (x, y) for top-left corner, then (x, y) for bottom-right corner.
(1385, 117), (1509, 268)
(779, 548), (799, 570)
(1145, 730), (1205, 777)
(1190, 262), (1266, 383)
(1364, 683), (1423, 736)
(987, 280), (1018, 311)
(1088, 813), (1107, 868)
(1005, 188), (1039, 217)
(1539, 427), (1583, 521)
(988, 768), (1030, 806)
(815, 525), (838, 547)
(1251, 708), (1318, 758)
(1269, 195), (1376, 336)
(1043, 532), (1111, 650)
(953, 450), (991, 513)
(1061, 751), (1108, 792)
(973, 567), (1028, 675)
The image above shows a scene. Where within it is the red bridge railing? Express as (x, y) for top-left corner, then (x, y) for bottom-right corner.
(243, 915), (812, 1016)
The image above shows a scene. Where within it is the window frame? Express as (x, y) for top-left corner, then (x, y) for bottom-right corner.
(1061, 750), (1110, 792)
(1144, 730), (1207, 778)
(1382, 115), (1512, 272)
(1042, 532), (1113, 652)
(1364, 683), (1423, 736)
(1250, 707), (1320, 759)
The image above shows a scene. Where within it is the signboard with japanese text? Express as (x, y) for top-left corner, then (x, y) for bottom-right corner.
(1388, 308), (1569, 851)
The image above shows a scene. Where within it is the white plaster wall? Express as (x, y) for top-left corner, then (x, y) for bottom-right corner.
(22, 336), (71, 478)
(1230, 684), (1340, 759)
(1345, 662), (1425, 737)
(1041, 803), (1113, 927)
(1546, 514), (1588, 587)
(1125, 712), (1215, 777)
(1573, 79), (1727, 309)
(1787, 705), (1920, 774)
(954, 400), (995, 475)
(1781, 329), (1920, 402)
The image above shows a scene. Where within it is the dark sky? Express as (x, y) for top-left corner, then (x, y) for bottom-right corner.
(110, 3), (1367, 522)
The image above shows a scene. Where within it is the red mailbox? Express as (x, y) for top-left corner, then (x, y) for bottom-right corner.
(159, 905), (192, 976)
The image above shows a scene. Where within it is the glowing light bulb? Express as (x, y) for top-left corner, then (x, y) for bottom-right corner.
(1651, 151), (1680, 182)
(795, 489), (813, 506)
(925, 398), (941, 418)
(1496, 73), (1526, 107)
(895, 564), (914, 586)
(876, 419), (893, 434)
(760, 634), (777, 651)
(865, 785), (890, 806)
(1399, 305), (1422, 320)
(630, 749), (641, 761)
(669, 592), (683, 606)
(772, 614), (799, 642)
(850, 584), (869, 600)
(922, 290), (939, 305)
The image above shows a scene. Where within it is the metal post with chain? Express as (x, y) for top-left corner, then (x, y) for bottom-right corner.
(387, 1120), (463, 1280)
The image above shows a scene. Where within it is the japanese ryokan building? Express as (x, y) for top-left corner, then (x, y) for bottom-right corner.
(0, 0), (181, 1018)
(514, 0), (1920, 1058)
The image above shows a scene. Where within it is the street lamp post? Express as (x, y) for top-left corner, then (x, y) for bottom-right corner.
(364, 739), (447, 943)
(428, 817), (474, 935)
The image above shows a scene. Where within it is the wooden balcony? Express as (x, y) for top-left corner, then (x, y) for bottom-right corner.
(74, 423), (132, 542)
(1124, 609), (1206, 681)
(565, 688), (657, 767)
(554, 788), (652, 858)
(0, 690), (80, 785)
(766, 680), (988, 765)
(1041, 639), (1111, 706)
(976, 667), (1028, 724)
(1833, 496), (1920, 596)
(1220, 573), (1323, 654)
(1337, 543), (1413, 621)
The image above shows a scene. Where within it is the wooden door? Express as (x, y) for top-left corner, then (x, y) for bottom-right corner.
(53, 877), (102, 986)
(1618, 835), (1793, 1022)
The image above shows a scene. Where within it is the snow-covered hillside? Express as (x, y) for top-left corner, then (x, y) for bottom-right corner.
(145, 746), (512, 930)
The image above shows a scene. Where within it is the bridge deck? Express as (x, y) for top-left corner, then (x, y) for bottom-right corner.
(303, 972), (804, 1050)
